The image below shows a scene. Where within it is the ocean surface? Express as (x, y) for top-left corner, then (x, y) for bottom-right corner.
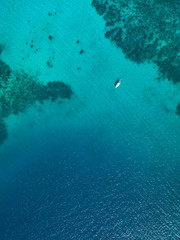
(0, 0), (180, 239)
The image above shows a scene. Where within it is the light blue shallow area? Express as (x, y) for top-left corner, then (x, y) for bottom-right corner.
(0, 0), (180, 239)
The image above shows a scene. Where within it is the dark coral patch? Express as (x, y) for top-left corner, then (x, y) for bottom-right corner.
(105, 31), (111, 38)
(47, 81), (73, 99)
(104, 4), (121, 22)
(48, 35), (53, 40)
(46, 61), (53, 67)
(40, 81), (73, 102)
(0, 60), (11, 82)
(92, 0), (106, 15)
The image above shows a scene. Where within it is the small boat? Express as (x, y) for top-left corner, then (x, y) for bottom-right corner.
(115, 79), (122, 88)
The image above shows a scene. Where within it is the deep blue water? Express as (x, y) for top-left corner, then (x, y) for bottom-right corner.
(0, 126), (179, 239)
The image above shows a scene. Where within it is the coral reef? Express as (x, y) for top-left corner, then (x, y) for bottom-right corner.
(92, 0), (180, 84)
(0, 60), (11, 83)
(0, 60), (73, 145)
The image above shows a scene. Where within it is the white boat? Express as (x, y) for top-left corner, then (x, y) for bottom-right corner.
(115, 79), (122, 88)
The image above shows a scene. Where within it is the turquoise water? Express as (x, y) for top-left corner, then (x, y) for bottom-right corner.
(0, 0), (180, 239)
